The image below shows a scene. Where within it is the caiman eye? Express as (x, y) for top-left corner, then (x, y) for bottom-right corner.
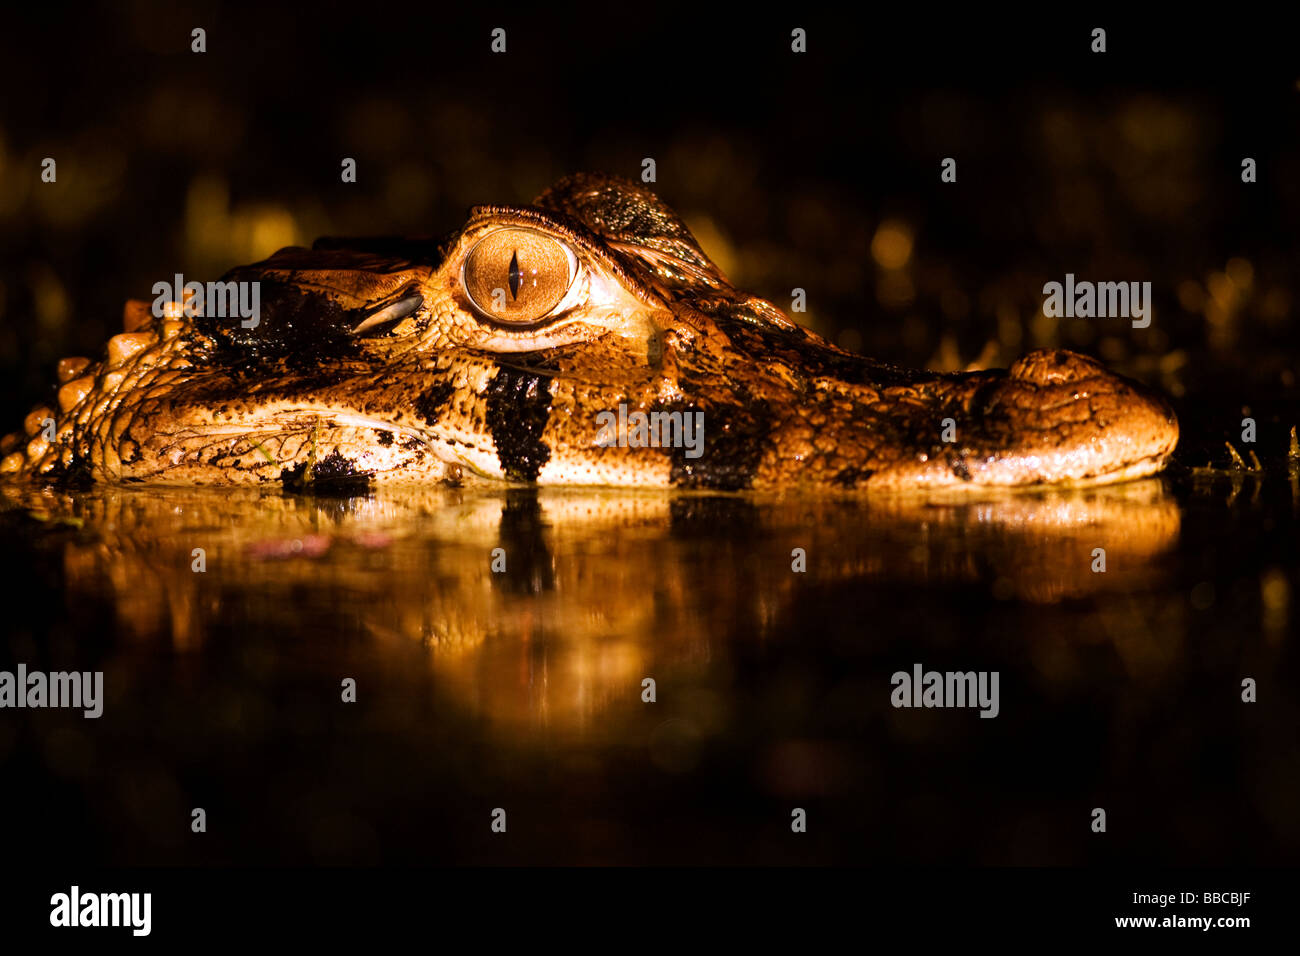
(462, 228), (577, 324)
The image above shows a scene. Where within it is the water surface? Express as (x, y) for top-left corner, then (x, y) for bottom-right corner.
(0, 474), (1295, 864)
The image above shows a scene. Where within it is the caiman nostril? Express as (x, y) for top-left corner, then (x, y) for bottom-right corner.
(1007, 348), (1106, 386)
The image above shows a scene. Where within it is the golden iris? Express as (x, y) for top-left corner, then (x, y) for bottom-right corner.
(463, 228), (574, 324)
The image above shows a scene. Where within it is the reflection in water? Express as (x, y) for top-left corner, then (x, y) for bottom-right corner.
(1, 480), (1180, 732)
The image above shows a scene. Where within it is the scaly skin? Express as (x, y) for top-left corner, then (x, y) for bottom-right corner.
(0, 173), (1178, 490)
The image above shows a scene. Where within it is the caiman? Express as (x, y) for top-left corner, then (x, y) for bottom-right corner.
(0, 173), (1178, 491)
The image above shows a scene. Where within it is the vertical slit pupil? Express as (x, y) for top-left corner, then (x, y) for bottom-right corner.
(508, 251), (522, 300)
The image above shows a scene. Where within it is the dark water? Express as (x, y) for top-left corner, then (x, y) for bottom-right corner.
(0, 466), (1295, 865)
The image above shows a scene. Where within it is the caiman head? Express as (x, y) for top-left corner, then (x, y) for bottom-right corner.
(2, 173), (1178, 490)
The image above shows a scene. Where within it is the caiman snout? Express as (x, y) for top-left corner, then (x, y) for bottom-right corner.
(969, 348), (1179, 487)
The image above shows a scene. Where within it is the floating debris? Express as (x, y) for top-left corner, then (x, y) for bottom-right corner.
(245, 534), (333, 561)
(1222, 441), (1260, 471)
(26, 510), (84, 529)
